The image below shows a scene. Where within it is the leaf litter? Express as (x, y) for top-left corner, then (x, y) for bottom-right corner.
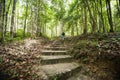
(0, 38), (49, 80)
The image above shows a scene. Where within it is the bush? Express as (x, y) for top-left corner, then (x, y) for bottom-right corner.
(4, 29), (32, 42)
(26, 32), (31, 38)
(40, 33), (50, 40)
(13, 37), (22, 41)
(14, 29), (24, 38)
(116, 25), (120, 32)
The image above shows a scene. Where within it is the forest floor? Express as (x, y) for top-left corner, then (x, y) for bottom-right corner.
(0, 33), (120, 80)
(66, 33), (120, 80)
(0, 37), (50, 80)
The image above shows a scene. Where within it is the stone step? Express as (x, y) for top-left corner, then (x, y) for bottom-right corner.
(53, 43), (62, 45)
(40, 55), (73, 65)
(44, 46), (66, 50)
(41, 62), (81, 80)
(50, 43), (66, 47)
(67, 73), (95, 80)
(51, 44), (66, 47)
(41, 50), (67, 55)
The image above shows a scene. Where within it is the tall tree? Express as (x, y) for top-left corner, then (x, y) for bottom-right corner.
(116, 0), (120, 17)
(4, 0), (12, 35)
(0, 0), (5, 42)
(10, 0), (17, 38)
(100, 0), (105, 32)
(23, 0), (28, 37)
(0, 1), (2, 41)
(83, 0), (87, 34)
(106, 0), (114, 32)
(85, 0), (97, 33)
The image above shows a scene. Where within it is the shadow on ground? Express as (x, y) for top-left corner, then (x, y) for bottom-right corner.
(0, 72), (11, 80)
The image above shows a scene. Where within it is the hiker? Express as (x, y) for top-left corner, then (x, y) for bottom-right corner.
(61, 32), (65, 40)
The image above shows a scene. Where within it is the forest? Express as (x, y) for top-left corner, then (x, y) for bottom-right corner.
(0, 0), (120, 80)
(0, 0), (120, 41)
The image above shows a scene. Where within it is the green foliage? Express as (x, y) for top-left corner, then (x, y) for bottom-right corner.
(14, 29), (31, 38)
(114, 14), (120, 32)
(4, 29), (31, 42)
(5, 32), (12, 41)
(1, 0), (120, 42)
(40, 33), (51, 40)
(14, 29), (24, 38)
(68, 0), (78, 14)
(116, 25), (120, 32)
(50, 75), (58, 80)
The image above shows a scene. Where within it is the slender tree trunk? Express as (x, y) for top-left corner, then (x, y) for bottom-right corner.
(85, 0), (96, 33)
(97, 0), (102, 32)
(100, 0), (105, 32)
(119, 0), (120, 9)
(16, 2), (19, 32)
(44, 21), (46, 34)
(42, 19), (44, 35)
(56, 21), (57, 36)
(61, 21), (64, 33)
(81, 7), (84, 34)
(71, 23), (74, 36)
(76, 22), (79, 35)
(0, 0), (5, 42)
(51, 28), (53, 38)
(30, 6), (33, 37)
(106, 0), (114, 32)
(5, 0), (12, 35)
(76, 5), (79, 35)
(0, 2), (2, 41)
(93, 1), (98, 32)
(116, 0), (120, 17)
(23, 0), (28, 37)
(36, 0), (41, 36)
(10, 0), (17, 39)
(83, 3), (87, 34)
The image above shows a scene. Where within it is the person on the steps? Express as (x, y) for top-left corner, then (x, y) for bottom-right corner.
(61, 32), (65, 40)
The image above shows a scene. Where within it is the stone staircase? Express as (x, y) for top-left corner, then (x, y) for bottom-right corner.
(40, 41), (81, 80)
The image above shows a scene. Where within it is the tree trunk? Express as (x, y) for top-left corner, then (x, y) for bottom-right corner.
(93, 1), (98, 32)
(23, 0), (28, 37)
(5, 0), (12, 35)
(36, 0), (41, 36)
(30, 4), (33, 37)
(0, 0), (5, 42)
(106, 0), (114, 32)
(56, 21), (57, 36)
(0, 2), (1, 30)
(0, 3), (1, 42)
(83, 3), (87, 34)
(97, 0), (104, 33)
(10, 0), (17, 39)
(71, 23), (74, 36)
(85, 0), (96, 33)
(76, 22), (79, 35)
(116, 0), (120, 17)
(100, 0), (105, 32)
(51, 28), (53, 38)
(16, 2), (19, 32)
(61, 21), (64, 33)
